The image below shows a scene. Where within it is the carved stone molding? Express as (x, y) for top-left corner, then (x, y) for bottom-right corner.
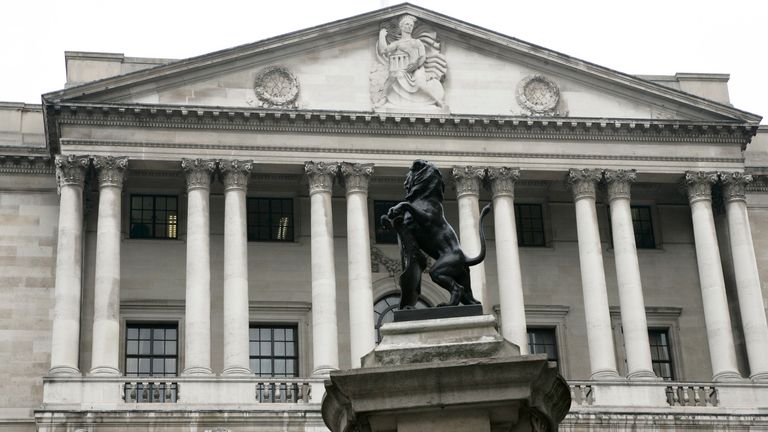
(92, 156), (128, 189)
(340, 162), (374, 194)
(55, 154), (90, 190)
(451, 166), (486, 197)
(720, 171), (752, 203)
(181, 158), (217, 191)
(604, 169), (636, 201)
(370, 246), (401, 277)
(746, 175), (768, 193)
(516, 74), (562, 117)
(567, 169), (603, 201)
(684, 171), (718, 204)
(0, 156), (53, 175)
(220, 159), (253, 191)
(253, 66), (299, 109)
(305, 161), (338, 195)
(487, 167), (520, 198)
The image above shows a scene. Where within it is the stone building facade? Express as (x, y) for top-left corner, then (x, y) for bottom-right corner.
(0, 3), (767, 430)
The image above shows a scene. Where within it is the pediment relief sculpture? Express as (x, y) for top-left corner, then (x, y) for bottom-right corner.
(370, 14), (449, 113)
(515, 74), (565, 117)
(250, 66), (299, 109)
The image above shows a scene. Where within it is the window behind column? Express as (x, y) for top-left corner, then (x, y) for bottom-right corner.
(125, 323), (178, 377)
(374, 294), (431, 343)
(373, 200), (399, 244)
(246, 198), (294, 242)
(631, 205), (655, 249)
(648, 328), (675, 380)
(129, 195), (178, 239)
(515, 203), (545, 247)
(249, 325), (299, 377)
(527, 327), (559, 370)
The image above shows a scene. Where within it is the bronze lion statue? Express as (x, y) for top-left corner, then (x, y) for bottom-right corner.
(381, 160), (491, 309)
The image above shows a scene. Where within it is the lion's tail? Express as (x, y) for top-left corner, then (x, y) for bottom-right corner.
(464, 203), (492, 267)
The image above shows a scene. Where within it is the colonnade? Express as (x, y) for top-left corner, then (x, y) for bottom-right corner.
(48, 155), (768, 383)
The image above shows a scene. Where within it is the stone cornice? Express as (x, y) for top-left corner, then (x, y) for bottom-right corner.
(746, 175), (768, 193)
(181, 158), (216, 191)
(567, 169), (603, 201)
(305, 161), (338, 195)
(684, 171), (718, 204)
(0, 155), (53, 175)
(451, 166), (486, 197)
(340, 162), (374, 194)
(220, 159), (253, 191)
(486, 167), (520, 198)
(92, 156), (128, 189)
(720, 171), (752, 203)
(604, 169), (636, 201)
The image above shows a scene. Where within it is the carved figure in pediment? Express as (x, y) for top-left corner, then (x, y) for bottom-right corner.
(370, 15), (448, 113)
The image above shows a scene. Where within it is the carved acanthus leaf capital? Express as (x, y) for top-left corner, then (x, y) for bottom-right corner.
(720, 171), (752, 203)
(92, 156), (128, 189)
(55, 154), (90, 191)
(181, 158), (217, 191)
(305, 161), (339, 194)
(604, 169), (636, 201)
(487, 167), (520, 197)
(340, 162), (374, 194)
(451, 166), (486, 197)
(684, 171), (718, 203)
(567, 169), (603, 200)
(220, 159), (253, 191)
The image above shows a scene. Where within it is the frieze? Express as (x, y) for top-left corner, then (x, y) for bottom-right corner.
(92, 156), (128, 189)
(181, 158), (217, 191)
(340, 162), (374, 194)
(684, 171), (718, 204)
(370, 246), (401, 277)
(746, 175), (768, 193)
(604, 169), (636, 201)
(720, 171), (752, 203)
(486, 167), (520, 197)
(220, 159), (253, 191)
(305, 161), (338, 194)
(451, 166), (486, 197)
(55, 154), (90, 190)
(567, 169), (603, 200)
(0, 155), (53, 175)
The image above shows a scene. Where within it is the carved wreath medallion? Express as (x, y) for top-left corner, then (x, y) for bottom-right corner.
(516, 74), (560, 115)
(254, 66), (299, 108)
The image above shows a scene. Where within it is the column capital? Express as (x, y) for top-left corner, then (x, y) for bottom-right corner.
(92, 156), (128, 189)
(305, 161), (338, 195)
(604, 169), (636, 201)
(55, 154), (90, 190)
(487, 167), (520, 198)
(220, 159), (253, 192)
(684, 171), (718, 204)
(451, 166), (486, 197)
(567, 168), (602, 201)
(340, 162), (374, 194)
(720, 172), (752, 203)
(182, 158), (217, 191)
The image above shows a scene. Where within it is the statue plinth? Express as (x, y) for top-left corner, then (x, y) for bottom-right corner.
(322, 315), (571, 432)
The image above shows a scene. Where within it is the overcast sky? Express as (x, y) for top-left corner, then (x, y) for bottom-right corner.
(3, 0), (766, 123)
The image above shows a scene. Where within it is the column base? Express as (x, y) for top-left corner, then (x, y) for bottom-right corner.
(713, 370), (745, 382)
(182, 366), (214, 376)
(221, 366), (252, 376)
(313, 365), (338, 377)
(750, 371), (768, 383)
(590, 369), (623, 381)
(627, 369), (660, 381)
(48, 365), (81, 377)
(88, 366), (121, 376)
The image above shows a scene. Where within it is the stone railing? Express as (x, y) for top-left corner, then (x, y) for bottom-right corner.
(665, 383), (719, 407)
(256, 379), (313, 403)
(122, 381), (178, 403)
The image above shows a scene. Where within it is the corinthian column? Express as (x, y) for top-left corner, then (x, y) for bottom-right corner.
(487, 167), (527, 353)
(341, 162), (375, 368)
(568, 169), (620, 380)
(721, 172), (768, 382)
(89, 156), (128, 376)
(452, 166), (489, 312)
(181, 158), (216, 376)
(49, 155), (90, 376)
(604, 169), (655, 380)
(684, 171), (741, 381)
(305, 161), (340, 375)
(221, 160), (252, 376)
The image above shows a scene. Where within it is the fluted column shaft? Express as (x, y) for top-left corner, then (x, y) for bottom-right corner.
(49, 155), (90, 376)
(341, 162), (375, 368)
(568, 169), (620, 380)
(182, 158), (216, 376)
(306, 161), (340, 375)
(90, 156), (128, 376)
(452, 166), (489, 312)
(221, 160), (253, 376)
(721, 172), (768, 382)
(604, 170), (655, 380)
(685, 171), (741, 381)
(487, 167), (527, 352)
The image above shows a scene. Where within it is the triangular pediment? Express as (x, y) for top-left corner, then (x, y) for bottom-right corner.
(44, 3), (760, 124)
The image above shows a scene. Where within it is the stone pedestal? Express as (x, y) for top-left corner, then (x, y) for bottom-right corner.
(322, 315), (570, 432)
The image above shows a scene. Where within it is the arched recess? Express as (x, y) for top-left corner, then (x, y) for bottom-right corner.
(371, 276), (450, 343)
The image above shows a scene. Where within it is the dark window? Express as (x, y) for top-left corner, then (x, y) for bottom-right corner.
(374, 201), (399, 244)
(516, 203), (545, 247)
(249, 325), (299, 377)
(649, 328), (675, 380)
(125, 323), (178, 377)
(527, 327), (559, 369)
(129, 195), (178, 239)
(631, 206), (655, 249)
(247, 198), (294, 242)
(373, 294), (431, 343)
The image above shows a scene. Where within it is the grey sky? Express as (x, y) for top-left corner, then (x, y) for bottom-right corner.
(3, 0), (765, 123)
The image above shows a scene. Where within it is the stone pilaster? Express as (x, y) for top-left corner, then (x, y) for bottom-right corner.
(452, 166), (489, 312)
